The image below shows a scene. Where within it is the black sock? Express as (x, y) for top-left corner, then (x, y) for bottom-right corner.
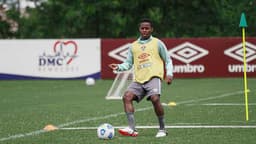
(158, 116), (165, 130)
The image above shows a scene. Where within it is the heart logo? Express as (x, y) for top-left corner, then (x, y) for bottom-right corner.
(53, 40), (78, 64)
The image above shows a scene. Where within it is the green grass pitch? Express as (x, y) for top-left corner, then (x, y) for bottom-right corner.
(0, 78), (256, 144)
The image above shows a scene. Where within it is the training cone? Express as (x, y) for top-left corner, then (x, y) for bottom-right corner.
(168, 102), (177, 106)
(43, 124), (58, 131)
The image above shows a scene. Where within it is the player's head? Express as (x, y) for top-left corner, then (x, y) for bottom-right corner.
(138, 18), (153, 40)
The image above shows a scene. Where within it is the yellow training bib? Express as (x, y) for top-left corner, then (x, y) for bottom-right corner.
(132, 37), (164, 83)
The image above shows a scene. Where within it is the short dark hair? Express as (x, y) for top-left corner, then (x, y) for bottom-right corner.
(139, 18), (153, 27)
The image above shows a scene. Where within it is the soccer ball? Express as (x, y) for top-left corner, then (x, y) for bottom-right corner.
(97, 123), (115, 140)
(85, 77), (95, 86)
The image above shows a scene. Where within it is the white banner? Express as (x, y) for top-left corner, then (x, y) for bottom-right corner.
(0, 39), (100, 79)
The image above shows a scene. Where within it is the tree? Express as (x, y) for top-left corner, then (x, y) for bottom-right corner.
(1, 0), (256, 38)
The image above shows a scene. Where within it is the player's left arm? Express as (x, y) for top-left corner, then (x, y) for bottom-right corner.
(158, 40), (173, 85)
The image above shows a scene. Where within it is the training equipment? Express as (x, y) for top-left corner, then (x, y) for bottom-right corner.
(43, 124), (58, 131)
(106, 69), (133, 100)
(239, 13), (249, 121)
(162, 101), (177, 107)
(97, 123), (115, 139)
(85, 77), (95, 86)
(118, 127), (138, 137)
(168, 101), (177, 106)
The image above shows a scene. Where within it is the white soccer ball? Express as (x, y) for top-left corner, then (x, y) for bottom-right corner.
(97, 123), (115, 140)
(85, 77), (95, 86)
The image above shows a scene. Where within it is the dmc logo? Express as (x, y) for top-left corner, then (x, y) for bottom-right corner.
(108, 43), (131, 61)
(169, 42), (208, 73)
(169, 42), (209, 63)
(39, 40), (78, 66)
(224, 42), (256, 63)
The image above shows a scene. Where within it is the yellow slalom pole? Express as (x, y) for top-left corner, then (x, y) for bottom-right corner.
(242, 28), (249, 121)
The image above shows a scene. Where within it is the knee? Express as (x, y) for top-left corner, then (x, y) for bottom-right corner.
(150, 95), (160, 104)
(123, 91), (134, 102)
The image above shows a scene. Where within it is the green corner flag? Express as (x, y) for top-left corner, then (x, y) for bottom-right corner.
(239, 12), (249, 121)
(239, 13), (247, 28)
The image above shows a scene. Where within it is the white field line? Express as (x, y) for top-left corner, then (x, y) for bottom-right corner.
(0, 130), (45, 142)
(0, 112), (127, 142)
(60, 125), (256, 130)
(186, 103), (256, 106)
(176, 90), (244, 105)
(0, 90), (247, 142)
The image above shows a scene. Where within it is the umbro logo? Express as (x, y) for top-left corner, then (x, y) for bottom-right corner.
(108, 43), (131, 62)
(224, 42), (256, 63)
(168, 42), (209, 63)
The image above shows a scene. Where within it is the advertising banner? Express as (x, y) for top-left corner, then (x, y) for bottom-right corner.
(0, 39), (100, 79)
(101, 37), (256, 79)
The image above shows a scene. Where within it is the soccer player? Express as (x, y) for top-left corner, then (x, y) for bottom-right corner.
(108, 18), (173, 138)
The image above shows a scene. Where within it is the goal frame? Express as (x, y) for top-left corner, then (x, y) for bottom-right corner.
(105, 70), (133, 100)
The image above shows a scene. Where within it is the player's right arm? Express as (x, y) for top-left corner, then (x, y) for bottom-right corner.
(108, 63), (119, 70)
(108, 46), (134, 72)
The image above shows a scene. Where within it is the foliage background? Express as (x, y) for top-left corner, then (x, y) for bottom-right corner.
(1, 0), (255, 38)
